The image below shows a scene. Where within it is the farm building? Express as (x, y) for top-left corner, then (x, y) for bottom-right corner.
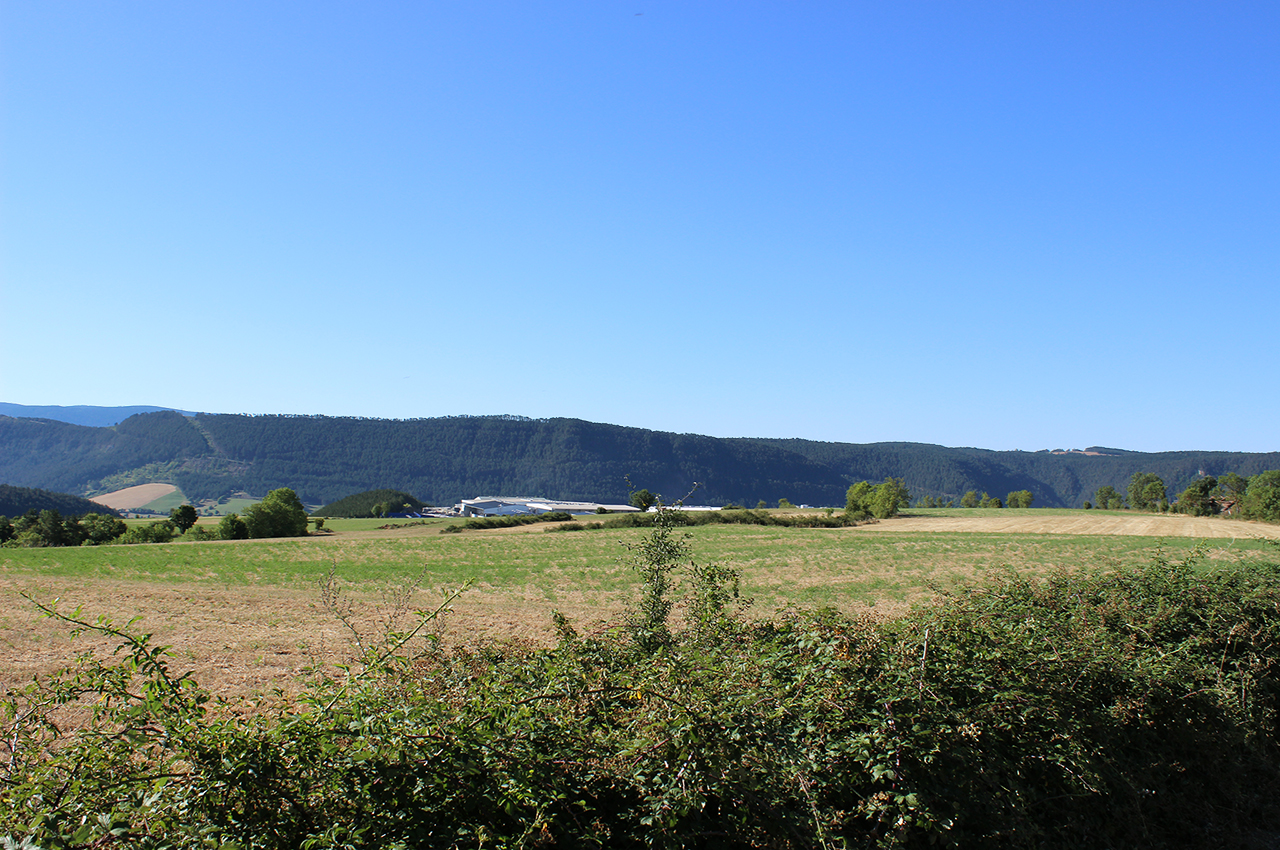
(458, 497), (640, 517)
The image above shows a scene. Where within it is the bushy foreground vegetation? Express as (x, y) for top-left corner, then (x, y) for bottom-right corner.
(5, 507), (1280, 849)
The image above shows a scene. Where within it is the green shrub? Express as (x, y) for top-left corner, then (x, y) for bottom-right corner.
(6, 537), (1280, 848)
(218, 512), (248, 540)
(590, 508), (860, 530)
(441, 511), (573, 533)
(117, 520), (177, 544)
(242, 488), (308, 538)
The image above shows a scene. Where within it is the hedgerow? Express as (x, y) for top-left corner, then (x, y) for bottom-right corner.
(441, 511), (575, 533)
(5, 519), (1280, 848)
(552, 508), (863, 533)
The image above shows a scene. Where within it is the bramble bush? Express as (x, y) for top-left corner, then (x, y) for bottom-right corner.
(5, 519), (1280, 848)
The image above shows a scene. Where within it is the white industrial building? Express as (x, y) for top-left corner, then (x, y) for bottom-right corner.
(457, 497), (641, 518)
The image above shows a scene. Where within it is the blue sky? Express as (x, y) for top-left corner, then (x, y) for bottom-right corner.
(2, 2), (1276, 453)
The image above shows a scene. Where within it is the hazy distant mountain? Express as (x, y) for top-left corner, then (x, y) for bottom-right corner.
(1, 408), (1277, 509)
(0, 403), (195, 428)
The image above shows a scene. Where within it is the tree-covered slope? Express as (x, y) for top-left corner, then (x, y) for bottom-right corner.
(2, 410), (1277, 509)
(746, 438), (1280, 508)
(0, 412), (214, 496)
(177, 414), (851, 507)
(0, 484), (121, 518)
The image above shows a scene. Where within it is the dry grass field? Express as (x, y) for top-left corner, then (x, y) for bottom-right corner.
(3, 511), (1278, 703)
(855, 511), (1280, 539)
(87, 482), (178, 511)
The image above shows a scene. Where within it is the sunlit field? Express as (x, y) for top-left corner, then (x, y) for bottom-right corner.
(3, 510), (1277, 698)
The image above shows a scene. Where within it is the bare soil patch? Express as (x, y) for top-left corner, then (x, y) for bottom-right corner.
(857, 513), (1280, 539)
(89, 483), (178, 511)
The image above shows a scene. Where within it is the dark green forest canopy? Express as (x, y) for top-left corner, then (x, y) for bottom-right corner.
(0, 483), (121, 518)
(314, 488), (428, 517)
(2, 411), (1278, 509)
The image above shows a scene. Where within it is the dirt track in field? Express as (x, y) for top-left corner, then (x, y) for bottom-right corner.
(859, 512), (1280, 539)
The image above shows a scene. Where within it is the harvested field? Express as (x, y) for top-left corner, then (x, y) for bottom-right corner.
(860, 511), (1280, 539)
(89, 482), (178, 511)
(0, 578), (602, 702)
(3, 511), (1277, 702)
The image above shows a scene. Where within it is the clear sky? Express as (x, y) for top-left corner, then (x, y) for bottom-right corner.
(2, 2), (1276, 453)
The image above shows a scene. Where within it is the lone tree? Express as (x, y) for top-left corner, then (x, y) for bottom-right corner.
(1176, 476), (1218, 517)
(218, 513), (248, 540)
(169, 504), (198, 533)
(845, 481), (873, 518)
(1006, 490), (1034, 509)
(1128, 473), (1167, 512)
(1096, 485), (1125, 511)
(869, 478), (909, 519)
(629, 489), (658, 513)
(845, 478), (909, 520)
(243, 488), (309, 539)
(1243, 470), (1280, 521)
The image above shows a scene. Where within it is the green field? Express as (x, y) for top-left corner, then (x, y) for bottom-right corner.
(3, 516), (1271, 615)
(127, 490), (264, 517)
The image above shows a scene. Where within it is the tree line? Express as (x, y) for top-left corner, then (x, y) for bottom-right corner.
(1, 488), (312, 548)
(1083, 470), (1280, 521)
(916, 489), (1036, 509)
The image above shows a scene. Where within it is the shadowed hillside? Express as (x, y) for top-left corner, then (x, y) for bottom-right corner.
(0, 484), (121, 518)
(1, 410), (1277, 509)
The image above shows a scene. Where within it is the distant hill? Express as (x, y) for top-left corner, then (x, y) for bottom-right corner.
(0, 403), (196, 428)
(1, 410), (1277, 510)
(0, 483), (121, 518)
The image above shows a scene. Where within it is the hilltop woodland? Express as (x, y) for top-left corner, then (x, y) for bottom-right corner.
(315, 488), (429, 518)
(4, 411), (1280, 510)
(6, 505), (1280, 848)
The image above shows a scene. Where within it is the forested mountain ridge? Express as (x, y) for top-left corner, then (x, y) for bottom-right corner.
(1, 411), (1277, 509)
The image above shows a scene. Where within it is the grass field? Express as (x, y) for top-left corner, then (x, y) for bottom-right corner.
(136, 487), (191, 514)
(3, 510), (1278, 699)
